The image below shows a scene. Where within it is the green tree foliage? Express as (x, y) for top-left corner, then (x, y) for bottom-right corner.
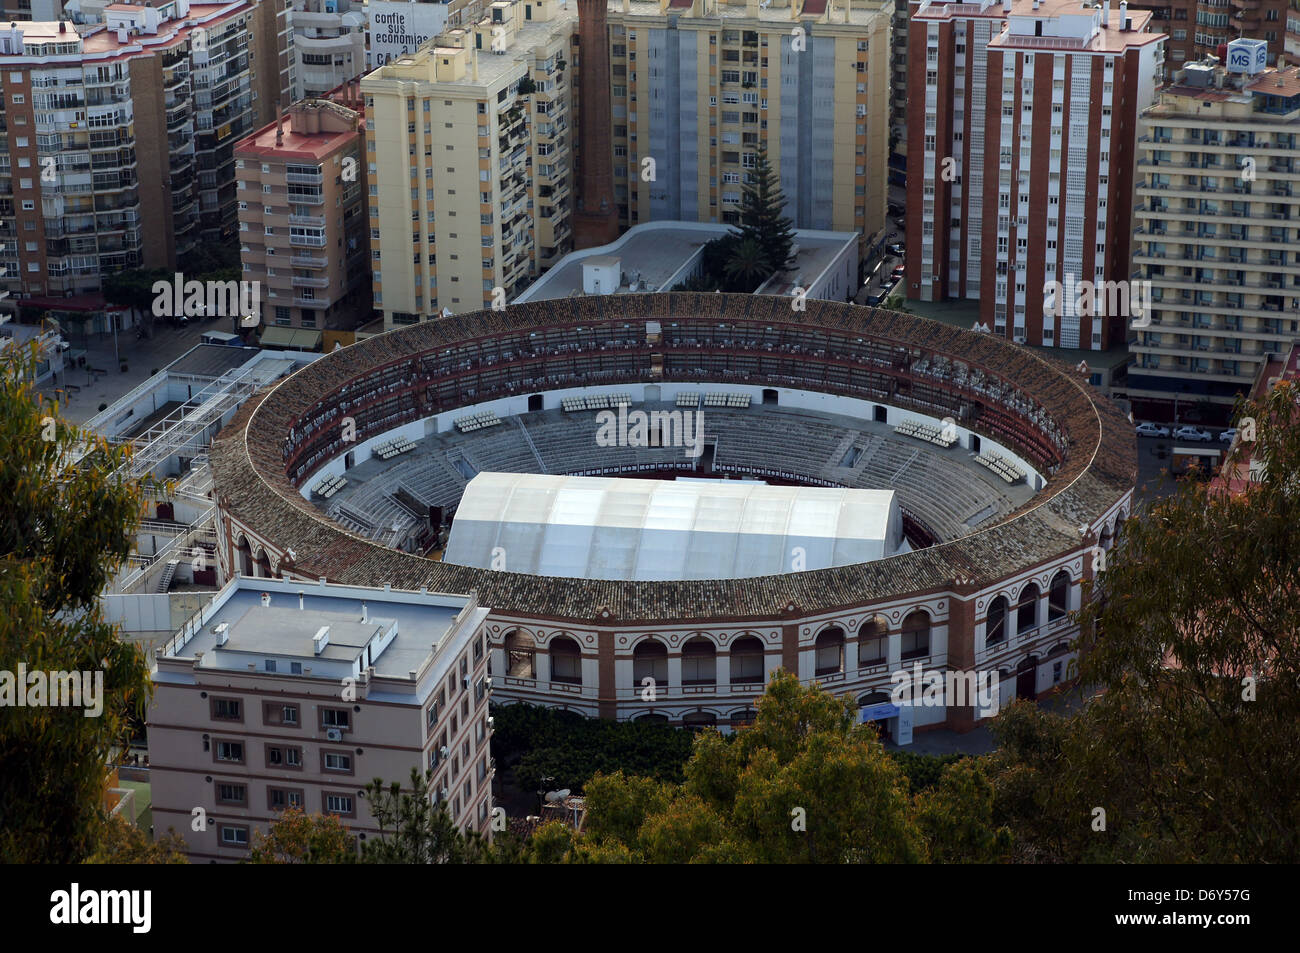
(988, 382), (1300, 862)
(522, 673), (1009, 863)
(723, 236), (771, 291)
(490, 702), (695, 794)
(248, 808), (357, 864)
(359, 768), (489, 863)
(737, 144), (796, 275)
(0, 342), (152, 863)
(84, 815), (188, 864)
(102, 267), (171, 337)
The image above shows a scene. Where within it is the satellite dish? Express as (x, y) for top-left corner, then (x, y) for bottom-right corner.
(544, 788), (571, 803)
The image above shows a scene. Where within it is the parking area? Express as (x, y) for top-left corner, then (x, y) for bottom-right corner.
(857, 192), (907, 305)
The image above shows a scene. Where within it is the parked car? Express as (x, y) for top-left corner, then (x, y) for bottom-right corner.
(865, 292), (887, 306)
(891, 264), (906, 280)
(1218, 428), (1237, 444)
(1173, 425), (1213, 442)
(888, 202), (904, 216)
(1135, 422), (1171, 438)
(887, 242), (905, 256)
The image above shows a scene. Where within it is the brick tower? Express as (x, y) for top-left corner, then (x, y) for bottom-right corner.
(572, 0), (620, 248)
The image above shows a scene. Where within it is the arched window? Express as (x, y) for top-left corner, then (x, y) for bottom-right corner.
(633, 712), (668, 723)
(633, 638), (668, 686)
(858, 614), (888, 667)
(1048, 570), (1071, 621)
(729, 707), (758, 727)
(681, 711), (717, 730)
(900, 611), (930, 660)
(504, 629), (536, 679)
(730, 635), (764, 684)
(814, 626), (845, 676)
(1017, 583), (1041, 634)
(549, 636), (582, 685)
(681, 637), (717, 686)
(986, 596), (1008, 647)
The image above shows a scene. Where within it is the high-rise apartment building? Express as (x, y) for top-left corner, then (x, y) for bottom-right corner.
(1130, 0), (1289, 66)
(235, 85), (370, 334)
(906, 0), (1164, 350)
(1127, 51), (1300, 415)
(363, 0), (575, 326)
(1125, 1), (1194, 64)
(602, 0), (892, 263)
(0, 0), (291, 306)
(289, 0), (366, 99)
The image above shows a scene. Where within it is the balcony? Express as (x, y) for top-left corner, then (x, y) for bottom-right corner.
(289, 234), (327, 248)
(293, 295), (331, 308)
(286, 171), (323, 185)
(288, 213), (325, 227)
(290, 253), (328, 268)
(291, 275), (329, 288)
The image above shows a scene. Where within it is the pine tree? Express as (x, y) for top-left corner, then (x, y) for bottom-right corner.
(737, 144), (796, 276)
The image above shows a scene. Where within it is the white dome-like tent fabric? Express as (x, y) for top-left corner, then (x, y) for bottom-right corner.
(443, 473), (903, 581)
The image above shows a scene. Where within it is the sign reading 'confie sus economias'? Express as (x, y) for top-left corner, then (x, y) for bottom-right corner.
(369, 1), (452, 66)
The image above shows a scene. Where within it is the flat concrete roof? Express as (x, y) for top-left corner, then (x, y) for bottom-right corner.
(165, 343), (258, 378)
(170, 586), (467, 680)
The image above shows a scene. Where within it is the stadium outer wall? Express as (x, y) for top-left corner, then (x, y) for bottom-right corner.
(208, 294), (1137, 736)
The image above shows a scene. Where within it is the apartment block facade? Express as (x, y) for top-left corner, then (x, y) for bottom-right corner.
(290, 0), (366, 99)
(906, 0), (1164, 349)
(1127, 54), (1300, 413)
(603, 0), (892, 263)
(149, 578), (495, 861)
(364, 0), (574, 326)
(235, 89), (370, 333)
(0, 0), (291, 306)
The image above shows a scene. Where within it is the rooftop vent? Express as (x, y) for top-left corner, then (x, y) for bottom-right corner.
(213, 622), (229, 647)
(313, 625), (330, 655)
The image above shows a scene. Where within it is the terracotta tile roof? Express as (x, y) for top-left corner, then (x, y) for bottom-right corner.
(210, 294), (1136, 623)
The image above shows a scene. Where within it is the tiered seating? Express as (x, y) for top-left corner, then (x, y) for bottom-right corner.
(676, 392), (700, 408)
(562, 393), (633, 412)
(894, 418), (957, 448)
(373, 437), (416, 460)
(312, 474), (347, 499)
(976, 451), (1025, 484)
(455, 411), (502, 432)
(703, 393), (750, 408)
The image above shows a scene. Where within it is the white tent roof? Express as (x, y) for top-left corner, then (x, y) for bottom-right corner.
(443, 472), (903, 581)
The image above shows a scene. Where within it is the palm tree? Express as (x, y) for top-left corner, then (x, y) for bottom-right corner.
(724, 237), (769, 292)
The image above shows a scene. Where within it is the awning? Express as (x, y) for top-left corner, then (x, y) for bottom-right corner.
(258, 326), (322, 351)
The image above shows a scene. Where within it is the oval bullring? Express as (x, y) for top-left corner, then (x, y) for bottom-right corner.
(210, 293), (1136, 736)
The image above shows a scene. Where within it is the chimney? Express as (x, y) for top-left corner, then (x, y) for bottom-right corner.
(313, 625), (331, 655)
(361, 602), (368, 624)
(472, 46), (479, 81)
(1119, 0), (1127, 29)
(261, 591), (271, 607)
(213, 623), (229, 647)
(1102, 0), (1110, 26)
(275, 104), (284, 146)
(572, 0), (621, 248)
(59, 20), (66, 32)
(298, 590), (305, 610)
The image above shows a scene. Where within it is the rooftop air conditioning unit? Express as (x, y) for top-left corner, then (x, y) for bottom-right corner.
(326, 727), (343, 741)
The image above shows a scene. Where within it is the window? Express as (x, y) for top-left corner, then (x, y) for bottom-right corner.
(730, 635), (764, 684)
(549, 636), (581, 684)
(986, 597), (1008, 647)
(268, 787), (304, 811)
(216, 783), (246, 805)
(1017, 583), (1041, 633)
(266, 744), (303, 768)
(215, 741), (244, 763)
(632, 639), (668, 685)
(263, 703), (299, 726)
(218, 825), (249, 847)
(324, 793), (355, 816)
(320, 708), (351, 730)
(681, 637), (716, 685)
(900, 612), (930, 660)
(814, 627), (844, 676)
(1048, 570), (1071, 621)
(323, 751), (353, 773)
(858, 615), (888, 666)
(211, 698), (242, 721)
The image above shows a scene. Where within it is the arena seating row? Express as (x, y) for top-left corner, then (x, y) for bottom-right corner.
(976, 451), (1026, 484)
(373, 438), (415, 460)
(703, 393), (750, 408)
(895, 418), (958, 448)
(312, 474), (347, 499)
